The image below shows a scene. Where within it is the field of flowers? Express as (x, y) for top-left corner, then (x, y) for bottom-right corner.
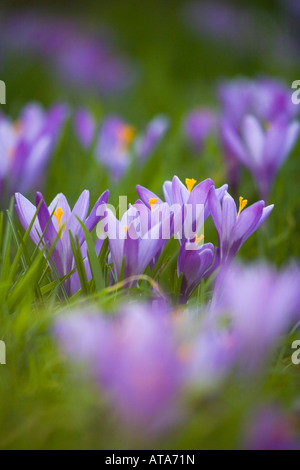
(0, 0), (300, 450)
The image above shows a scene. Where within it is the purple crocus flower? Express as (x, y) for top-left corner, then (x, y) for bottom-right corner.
(15, 189), (109, 295)
(208, 187), (274, 263)
(95, 116), (136, 181)
(100, 201), (171, 281)
(54, 303), (183, 429)
(75, 111), (169, 181)
(221, 115), (299, 200)
(177, 241), (219, 303)
(184, 109), (216, 153)
(0, 103), (67, 196)
(137, 176), (228, 244)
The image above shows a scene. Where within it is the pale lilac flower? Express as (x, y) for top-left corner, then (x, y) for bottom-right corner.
(133, 115), (169, 163)
(15, 189), (109, 295)
(0, 103), (66, 195)
(96, 116), (136, 181)
(137, 176), (228, 243)
(75, 112), (169, 180)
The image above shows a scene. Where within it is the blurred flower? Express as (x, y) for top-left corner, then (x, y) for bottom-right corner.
(0, 103), (66, 195)
(15, 189), (109, 294)
(221, 115), (299, 200)
(2, 12), (133, 94)
(208, 188), (274, 263)
(184, 1), (256, 50)
(219, 78), (299, 194)
(177, 241), (219, 303)
(184, 109), (216, 153)
(245, 406), (300, 450)
(211, 263), (300, 370)
(75, 112), (169, 180)
(54, 303), (184, 430)
(133, 115), (169, 163)
(219, 78), (298, 129)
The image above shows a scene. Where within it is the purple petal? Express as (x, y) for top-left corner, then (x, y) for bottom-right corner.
(221, 192), (237, 240)
(14, 192), (42, 245)
(85, 189), (110, 235)
(241, 115), (265, 166)
(136, 185), (162, 209)
(234, 201), (264, 244)
(208, 186), (223, 235)
(162, 181), (173, 205)
(172, 175), (189, 206)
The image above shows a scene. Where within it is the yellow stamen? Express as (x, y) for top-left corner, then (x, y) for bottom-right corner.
(149, 198), (159, 212)
(237, 196), (248, 217)
(124, 226), (128, 234)
(54, 208), (64, 237)
(185, 178), (197, 193)
(194, 234), (204, 245)
(118, 125), (136, 145)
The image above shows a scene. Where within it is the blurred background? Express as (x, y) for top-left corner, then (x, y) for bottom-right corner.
(0, 0), (298, 113)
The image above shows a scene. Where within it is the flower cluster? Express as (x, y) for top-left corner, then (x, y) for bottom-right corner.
(15, 175), (273, 303)
(219, 78), (300, 199)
